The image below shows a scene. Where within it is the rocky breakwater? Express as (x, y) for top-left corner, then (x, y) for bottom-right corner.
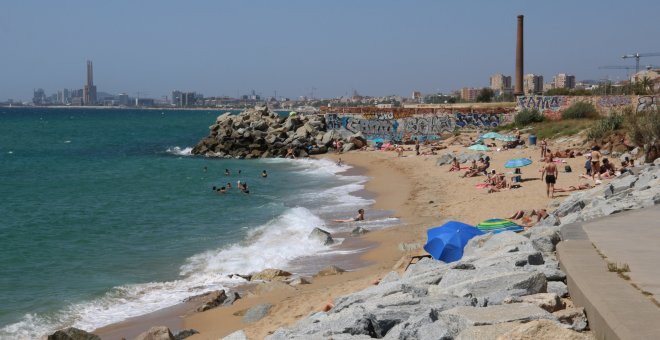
(191, 107), (366, 158)
(254, 214), (595, 340)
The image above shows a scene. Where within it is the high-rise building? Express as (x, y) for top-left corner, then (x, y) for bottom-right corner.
(553, 73), (576, 89)
(33, 88), (46, 105)
(489, 74), (512, 95)
(523, 74), (543, 95)
(118, 93), (130, 106)
(83, 60), (97, 106)
(460, 87), (480, 102)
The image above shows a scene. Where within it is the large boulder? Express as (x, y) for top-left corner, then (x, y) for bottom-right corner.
(220, 330), (248, 340)
(134, 326), (175, 340)
(315, 265), (346, 277)
(308, 227), (334, 245)
(441, 303), (557, 326)
(243, 303), (274, 324)
(251, 268), (292, 281)
(183, 290), (228, 312)
(553, 307), (589, 332)
(47, 328), (100, 340)
(173, 329), (198, 340)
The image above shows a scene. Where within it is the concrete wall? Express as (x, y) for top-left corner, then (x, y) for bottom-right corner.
(321, 95), (658, 141)
(321, 105), (516, 141)
(516, 95), (658, 120)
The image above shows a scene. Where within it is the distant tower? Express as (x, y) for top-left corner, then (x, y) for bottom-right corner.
(83, 60), (97, 105)
(514, 15), (524, 96)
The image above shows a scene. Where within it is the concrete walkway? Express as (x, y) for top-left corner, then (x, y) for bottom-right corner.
(557, 205), (660, 340)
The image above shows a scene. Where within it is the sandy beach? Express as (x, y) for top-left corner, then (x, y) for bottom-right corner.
(176, 134), (598, 340)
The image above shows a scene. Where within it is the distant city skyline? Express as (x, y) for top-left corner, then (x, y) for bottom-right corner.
(1, 0), (659, 101)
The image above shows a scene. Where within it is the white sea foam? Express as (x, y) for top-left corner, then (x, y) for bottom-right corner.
(165, 146), (193, 156)
(0, 158), (395, 339)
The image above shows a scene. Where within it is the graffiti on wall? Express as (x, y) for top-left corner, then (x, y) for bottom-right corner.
(325, 110), (513, 141)
(636, 96), (657, 113)
(517, 96), (567, 120)
(598, 96), (631, 108)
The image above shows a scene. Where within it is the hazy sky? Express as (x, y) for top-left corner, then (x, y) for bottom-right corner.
(1, 0), (659, 101)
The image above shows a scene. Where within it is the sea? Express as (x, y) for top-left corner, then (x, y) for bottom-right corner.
(0, 107), (398, 339)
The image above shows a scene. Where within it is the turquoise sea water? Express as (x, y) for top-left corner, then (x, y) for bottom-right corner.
(0, 108), (394, 339)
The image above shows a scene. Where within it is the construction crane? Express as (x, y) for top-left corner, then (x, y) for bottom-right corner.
(621, 52), (660, 73)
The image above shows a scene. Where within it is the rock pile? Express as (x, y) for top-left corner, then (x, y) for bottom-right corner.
(191, 107), (366, 158)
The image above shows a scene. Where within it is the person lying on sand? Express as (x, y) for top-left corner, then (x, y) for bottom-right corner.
(333, 209), (365, 223)
(508, 209), (538, 220)
(449, 158), (461, 172)
(463, 159), (485, 178)
(553, 183), (593, 193)
(487, 174), (508, 193)
(321, 299), (334, 312)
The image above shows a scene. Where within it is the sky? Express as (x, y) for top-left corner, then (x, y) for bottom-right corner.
(1, 0), (659, 101)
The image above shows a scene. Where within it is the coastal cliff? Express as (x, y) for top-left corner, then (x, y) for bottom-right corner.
(191, 107), (365, 158)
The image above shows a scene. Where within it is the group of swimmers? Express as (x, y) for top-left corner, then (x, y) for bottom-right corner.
(211, 168), (269, 195)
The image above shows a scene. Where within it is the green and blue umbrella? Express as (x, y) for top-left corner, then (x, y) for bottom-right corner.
(480, 132), (501, 140)
(468, 144), (490, 151)
(424, 221), (484, 262)
(504, 158), (532, 168)
(496, 135), (517, 142)
(476, 218), (525, 233)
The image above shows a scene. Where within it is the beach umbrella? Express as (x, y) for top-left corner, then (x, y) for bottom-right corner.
(476, 218), (525, 234)
(289, 111), (298, 116)
(504, 158), (532, 168)
(495, 135), (517, 142)
(423, 221), (484, 262)
(480, 132), (501, 140)
(468, 144), (490, 151)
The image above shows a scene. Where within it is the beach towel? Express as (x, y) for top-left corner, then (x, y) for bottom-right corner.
(476, 218), (525, 233)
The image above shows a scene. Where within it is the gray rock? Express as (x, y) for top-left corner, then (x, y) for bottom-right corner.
(519, 293), (565, 312)
(221, 330), (248, 340)
(379, 271), (400, 285)
(223, 291), (241, 306)
(308, 227), (334, 246)
(553, 307), (589, 331)
(47, 327), (101, 340)
(526, 263), (566, 282)
(351, 226), (369, 236)
(342, 142), (355, 153)
(532, 214), (560, 228)
(173, 329), (198, 340)
(242, 303), (273, 324)
(134, 326), (175, 340)
(528, 226), (561, 253)
(547, 281), (569, 298)
(315, 265), (346, 276)
(441, 303), (557, 326)
(634, 171), (657, 190)
(465, 232), (536, 257)
(434, 267), (547, 303)
(436, 153), (456, 166)
(610, 175), (638, 194)
(288, 277), (312, 286)
(401, 257), (449, 285)
(553, 196), (586, 217)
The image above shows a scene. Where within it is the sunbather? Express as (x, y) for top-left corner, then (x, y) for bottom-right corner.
(553, 183), (593, 193)
(449, 158), (461, 172)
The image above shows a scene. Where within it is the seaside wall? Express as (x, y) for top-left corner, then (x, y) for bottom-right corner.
(516, 95), (658, 120)
(321, 105), (516, 141)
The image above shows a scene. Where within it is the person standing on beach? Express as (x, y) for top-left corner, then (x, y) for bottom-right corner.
(590, 146), (602, 180)
(415, 138), (420, 156)
(540, 139), (548, 159)
(541, 157), (558, 198)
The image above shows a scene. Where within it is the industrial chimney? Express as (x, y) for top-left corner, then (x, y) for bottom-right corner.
(514, 15), (524, 96)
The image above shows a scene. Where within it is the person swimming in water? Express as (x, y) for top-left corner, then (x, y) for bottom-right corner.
(225, 169), (230, 176)
(226, 182), (232, 189)
(261, 170), (268, 178)
(333, 209), (365, 223)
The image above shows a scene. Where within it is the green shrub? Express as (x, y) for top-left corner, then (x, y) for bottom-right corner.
(561, 101), (598, 119)
(514, 108), (544, 126)
(587, 113), (624, 140)
(625, 106), (660, 163)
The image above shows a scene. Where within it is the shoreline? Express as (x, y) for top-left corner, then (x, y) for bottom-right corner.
(97, 135), (597, 339)
(94, 158), (407, 339)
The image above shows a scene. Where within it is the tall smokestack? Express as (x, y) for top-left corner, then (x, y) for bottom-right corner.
(514, 15), (524, 96)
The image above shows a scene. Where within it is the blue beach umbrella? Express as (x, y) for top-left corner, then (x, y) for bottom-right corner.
(504, 158), (533, 168)
(423, 221), (484, 262)
(468, 144), (490, 151)
(495, 135), (517, 142)
(480, 132), (501, 140)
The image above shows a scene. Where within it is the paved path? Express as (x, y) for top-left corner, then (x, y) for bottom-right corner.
(557, 206), (660, 340)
